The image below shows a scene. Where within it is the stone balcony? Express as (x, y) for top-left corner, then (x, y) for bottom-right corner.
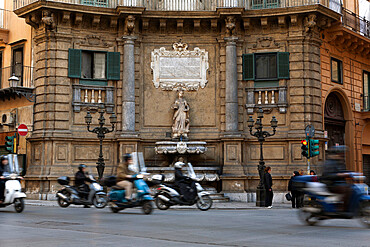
(13, 0), (342, 12)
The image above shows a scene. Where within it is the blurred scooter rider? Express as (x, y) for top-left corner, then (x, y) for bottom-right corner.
(75, 164), (92, 201)
(321, 146), (351, 211)
(174, 162), (196, 202)
(116, 154), (134, 202)
(0, 156), (9, 203)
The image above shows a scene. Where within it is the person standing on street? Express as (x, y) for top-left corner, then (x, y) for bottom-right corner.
(288, 171), (300, 208)
(264, 166), (273, 208)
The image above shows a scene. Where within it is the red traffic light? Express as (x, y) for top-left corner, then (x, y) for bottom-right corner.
(301, 140), (308, 145)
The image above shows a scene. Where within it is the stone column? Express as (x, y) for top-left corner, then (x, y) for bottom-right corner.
(224, 36), (239, 133)
(122, 36), (137, 133)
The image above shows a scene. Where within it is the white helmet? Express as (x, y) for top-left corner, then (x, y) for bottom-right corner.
(174, 162), (184, 169)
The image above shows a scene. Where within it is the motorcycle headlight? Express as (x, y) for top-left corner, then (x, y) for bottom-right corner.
(136, 174), (144, 179)
(9, 174), (18, 180)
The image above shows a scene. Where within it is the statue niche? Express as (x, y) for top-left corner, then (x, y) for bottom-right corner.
(172, 91), (190, 139)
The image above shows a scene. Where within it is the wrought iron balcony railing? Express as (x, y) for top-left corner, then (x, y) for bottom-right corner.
(13, 0), (343, 12)
(0, 65), (34, 88)
(342, 8), (370, 39)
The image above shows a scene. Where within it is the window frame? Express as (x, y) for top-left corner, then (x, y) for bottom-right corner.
(330, 57), (343, 84)
(254, 52), (278, 81)
(11, 45), (24, 86)
(81, 50), (107, 81)
(364, 70), (370, 111)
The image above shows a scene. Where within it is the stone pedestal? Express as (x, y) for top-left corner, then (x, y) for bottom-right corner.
(221, 139), (246, 195)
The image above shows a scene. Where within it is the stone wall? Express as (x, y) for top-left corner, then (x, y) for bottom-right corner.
(14, 3), (343, 198)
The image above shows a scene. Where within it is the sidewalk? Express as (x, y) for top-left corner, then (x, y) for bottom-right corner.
(25, 199), (292, 210)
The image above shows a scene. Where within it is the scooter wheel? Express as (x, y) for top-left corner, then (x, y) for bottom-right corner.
(57, 191), (70, 208)
(14, 198), (25, 213)
(155, 196), (170, 210)
(142, 201), (153, 215)
(93, 194), (107, 209)
(297, 208), (319, 226)
(196, 195), (213, 211)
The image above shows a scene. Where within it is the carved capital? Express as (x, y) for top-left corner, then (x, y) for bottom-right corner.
(124, 15), (135, 36)
(225, 16), (236, 37)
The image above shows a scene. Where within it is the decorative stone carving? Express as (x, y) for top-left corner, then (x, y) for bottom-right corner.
(225, 16), (236, 36)
(124, 15), (135, 36)
(304, 14), (317, 34)
(41, 10), (55, 30)
(151, 41), (209, 91)
(77, 35), (109, 47)
(252, 37), (280, 48)
(172, 91), (190, 138)
(155, 141), (207, 154)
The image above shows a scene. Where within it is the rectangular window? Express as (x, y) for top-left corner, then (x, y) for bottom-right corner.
(251, 0), (279, 9)
(255, 53), (277, 80)
(242, 52), (289, 81)
(68, 49), (120, 82)
(331, 58), (343, 84)
(364, 71), (370, 111)
(81, 51), (106, 80)
(12, 47), (23, 85)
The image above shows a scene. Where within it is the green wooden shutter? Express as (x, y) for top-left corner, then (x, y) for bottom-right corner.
(242, 54), (254, 81)
(68, 49), (81, 78)
(277, 52), (289, 79)
(107, 52), (120, 80)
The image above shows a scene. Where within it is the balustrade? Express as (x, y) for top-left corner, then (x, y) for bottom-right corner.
(72, 84), (114, 113)
(245, 86), (288, 114)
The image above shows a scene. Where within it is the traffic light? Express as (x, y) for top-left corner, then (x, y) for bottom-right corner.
(310, 139), (320, 157)
(301, 139), (309, 158)
(5, 134), (16, 154)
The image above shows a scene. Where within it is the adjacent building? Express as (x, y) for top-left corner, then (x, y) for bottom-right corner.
(8, 0), (370, 199)
(0, 1), (33, 158)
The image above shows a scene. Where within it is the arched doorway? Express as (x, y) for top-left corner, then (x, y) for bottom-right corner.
(324, 93), (345, 147)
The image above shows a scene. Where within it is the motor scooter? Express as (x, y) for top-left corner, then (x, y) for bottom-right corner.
(105, 152), (154, 214)
(56, 174), (107, 208)
(294, 172), (370, 228)
(154, 163), (213, 211)
(106, 174), (154, 214)
(0, 155), (26, 213)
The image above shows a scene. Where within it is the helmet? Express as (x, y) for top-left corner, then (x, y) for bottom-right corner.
(78, 164), (87, 171)
(0, 156), (8, 161)
(123, 153), (132, 163)
(174, 162), (184, 169)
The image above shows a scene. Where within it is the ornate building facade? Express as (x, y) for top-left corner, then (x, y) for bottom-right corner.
(11, 0), (370, 199)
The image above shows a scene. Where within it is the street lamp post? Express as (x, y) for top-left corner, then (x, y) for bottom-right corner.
(85, 105), (117, 180)
(247, 107), (278, 207)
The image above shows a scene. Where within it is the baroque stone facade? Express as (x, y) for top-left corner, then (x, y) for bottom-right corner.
(13, 1), (348, 199)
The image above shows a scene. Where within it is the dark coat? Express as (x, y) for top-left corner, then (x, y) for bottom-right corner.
(265, 172), (272, 190)
(288, 171), (300, 191)
(174, 168), (196, 202)
(74, 171), (91, 187)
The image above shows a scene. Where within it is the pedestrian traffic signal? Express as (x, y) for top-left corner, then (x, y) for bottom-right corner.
(5, 134), (16, 154)
(301, 139), (309, 158)
(310, 139), (320, 157)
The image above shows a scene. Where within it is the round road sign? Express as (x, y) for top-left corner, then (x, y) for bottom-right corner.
(18, 124), (28, 136)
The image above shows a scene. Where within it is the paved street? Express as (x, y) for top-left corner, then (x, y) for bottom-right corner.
(0, 204), (369, 247)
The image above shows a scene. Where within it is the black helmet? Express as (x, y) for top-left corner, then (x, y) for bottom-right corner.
(0, 156), (8, 161)
(123, 153), (132, 163)
(78, 164), (87, 171)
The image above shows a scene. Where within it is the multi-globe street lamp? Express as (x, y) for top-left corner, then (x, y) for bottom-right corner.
(85, 105), (117, 180)
(247, 107), (278, 207)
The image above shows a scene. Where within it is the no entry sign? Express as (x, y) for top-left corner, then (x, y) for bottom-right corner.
(17, 124), (28, 136)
